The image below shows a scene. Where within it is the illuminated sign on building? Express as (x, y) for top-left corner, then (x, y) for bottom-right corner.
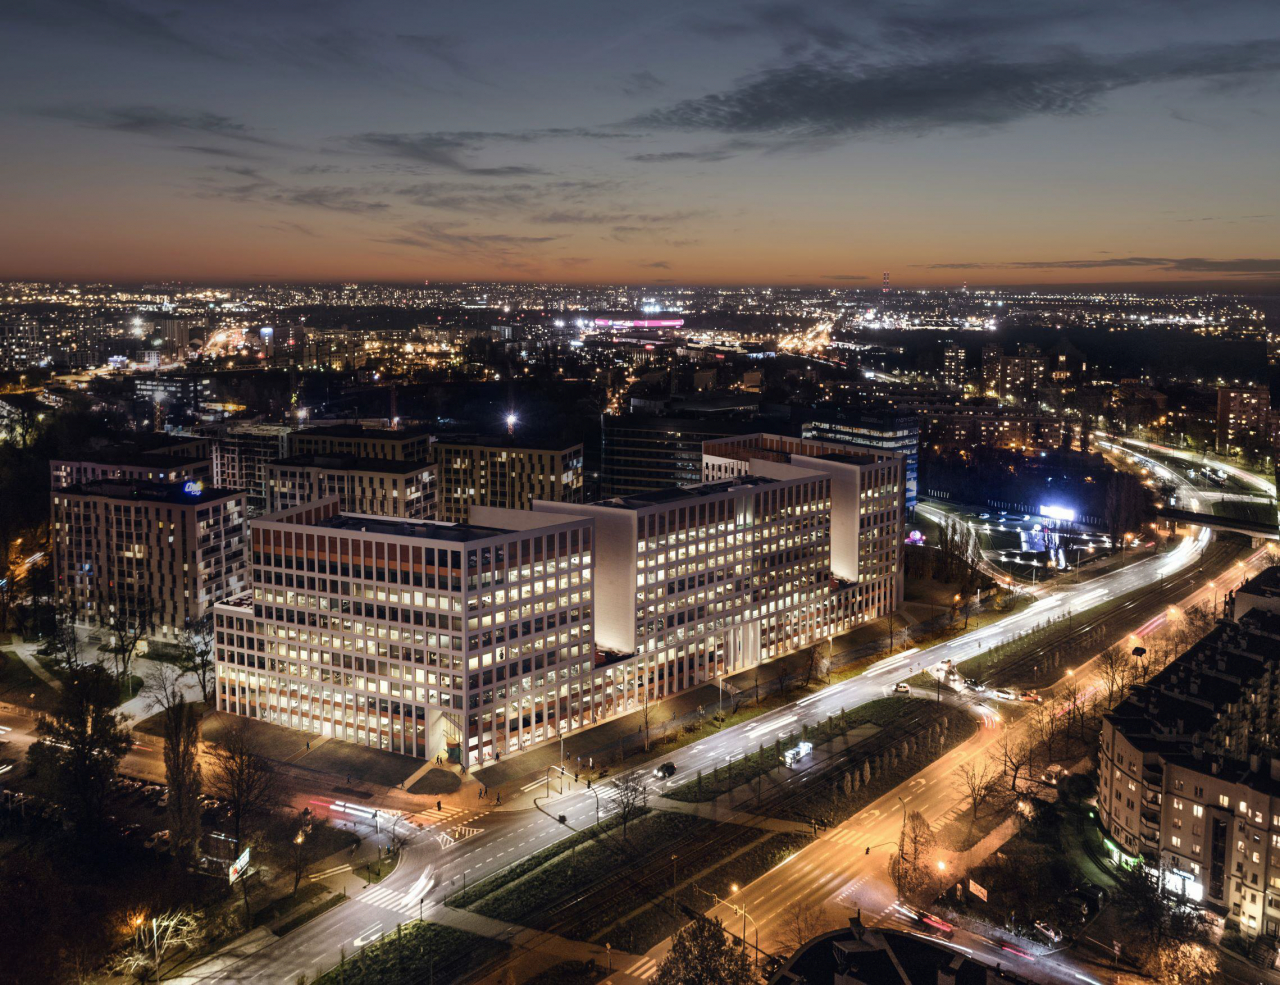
(183, 480), (204, 496)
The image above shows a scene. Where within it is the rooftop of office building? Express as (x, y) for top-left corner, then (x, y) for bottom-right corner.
(272, 454), (430, 474)
(595, 474), (779, 509)
(60, 479), (241, 504)
(305, 512), (521, 543)
(296, 423), (432, 440)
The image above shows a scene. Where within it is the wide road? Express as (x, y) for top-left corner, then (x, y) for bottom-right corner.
(667, 540), (1275, 985)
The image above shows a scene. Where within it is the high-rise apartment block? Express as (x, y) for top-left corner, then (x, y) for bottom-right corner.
(216, 423), (294, 513)
(982, 343), (1046, 405)
(265, 455), (437, 519)
(432, 435), (583, 523)
(1215, 386), (1271, 455)
(1100, 567), (1280, 939)
(941, 342), (965, 391)
(53, 480), (248, 640)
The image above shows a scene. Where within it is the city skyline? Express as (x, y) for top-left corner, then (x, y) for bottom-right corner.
(1, 0), (1278, 287)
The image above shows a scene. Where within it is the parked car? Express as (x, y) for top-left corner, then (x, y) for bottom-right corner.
(1018, 690), (1043, 703)
(893, 682), (911, 694)
(653, 762), (677, 779)
(1034, 920), (1064, 943)
(144, 829), (171, 851)
(1040, 763), (1067, 786)
(1073, 881), (1108, 912)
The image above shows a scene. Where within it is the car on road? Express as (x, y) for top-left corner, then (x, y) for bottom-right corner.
(962, 678), (985, 692)
(653, 762), (677, 779)
(992, 687), (1017, 701)
(893, 682), (911, 694)
(1034, 920), (1064, 943)
(978, 512), (991, 519)
(1018, 690), (1043, 703)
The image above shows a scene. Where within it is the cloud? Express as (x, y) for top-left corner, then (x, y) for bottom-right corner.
(821, 274), (868, 280)
(621, 70), (665, 96)
(559, 257), (592, 267)
(634, 40), (1280, 140)
(396, 34), (489, 84)
(641, 260), (671, 269)
(926, 256), (1280, 274)
(40, 105), (277, 144)
(174, 143), (267, 161)
(376, 221), (564, 265)
(345, 132), (545, 176)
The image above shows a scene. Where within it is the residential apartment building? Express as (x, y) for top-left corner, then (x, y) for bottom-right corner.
(941, 341), (965, 391)
(1100, 567), (1280, 943)
(217, 423), (295, 512)
(52, 480), (248, 640)
(432, 435), (583, 523)
(1215, 386), (1272, 455)
(288, 423), (434, 463)
(213, 498), (595, 766)
(981, 343), (1047, 405)
(51, 436), (215, 490)
(265, 455), (437, 519)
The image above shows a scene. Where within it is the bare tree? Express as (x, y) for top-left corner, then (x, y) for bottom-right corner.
(143, 663), (203, 865)
(209, 719), (278, 851)
(1097, 643), (1132, 710)
(613, 772), (648, 838)
(49, 600), (83, 672)
(956, 760), (998, 821)
(779, 898), (825, 954)
(105, 598), (153, 689)
(109, 909), (204, 984)
(176, 617), (216, 705)
(890, 809), (937, 901)
(640, 685), (652, 753)
(997, 731), (1034, 794)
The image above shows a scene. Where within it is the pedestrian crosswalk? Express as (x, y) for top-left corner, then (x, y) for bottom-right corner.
(415, 803), (485, 827)
(624, 956), (658, 980)
(358, 884), (431, 919)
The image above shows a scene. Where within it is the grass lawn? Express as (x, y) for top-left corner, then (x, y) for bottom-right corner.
(314, 923), (501, 984)
(251, 880), (329, 928)
(469, 813), (713, 926)
(0, 650), (60, 713)
(599, 831), (813, 953)
(34, 654), (142, 707)
(354, 851), (399, 885)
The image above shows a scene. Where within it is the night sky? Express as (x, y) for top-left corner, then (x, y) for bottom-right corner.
(2, 0), (1278, 287)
